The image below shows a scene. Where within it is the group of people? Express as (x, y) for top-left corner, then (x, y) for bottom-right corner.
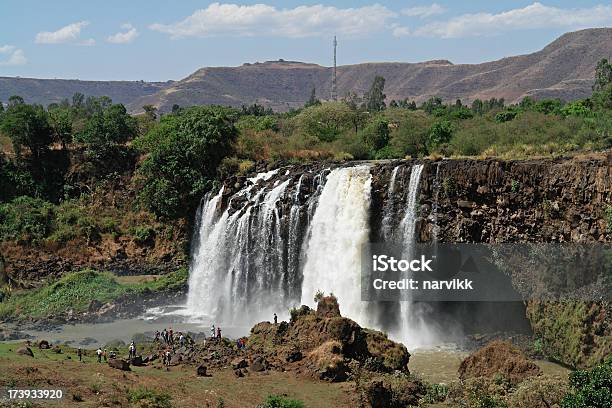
(210, 324), (222, 339)
(93, 347), (117, 363)
(154, 328), (188, 347)
(78, 317), (283, 366)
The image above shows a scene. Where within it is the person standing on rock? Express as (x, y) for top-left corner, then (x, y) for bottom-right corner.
(96, 348), (102, 363)
(179, 333), (185, 347)
(274, 313), (278, 324)
(168, 328), (173, 345)
(162, 328), (167, 343)
(216, 327), (222, 339)
(154, 330), (160, 343)
(210, 324), (215, 340)
(103, 349), (108, 362)
(77, 348), (82, 362)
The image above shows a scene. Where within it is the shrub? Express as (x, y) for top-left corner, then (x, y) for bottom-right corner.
(422, 383), (449, 403)
(256, 395), (305, 408)
(132, 226), (155, 246)
(0, 196), (54, 242)
(561, 357), (612, 408)
(495, 110), (518, 123)
(359, 117), (390, 152)
(427, 120), (454, 151)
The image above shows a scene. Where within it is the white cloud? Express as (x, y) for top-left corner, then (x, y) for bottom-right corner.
(410, 2), (612, 38)
(401, 3), (446, 18)
(0, 45), (26, 66)
(149, 2), (396, 38)
(392, 26), (411, 37)
(107, 23), (139, 44)
(35, 21), (93, 44)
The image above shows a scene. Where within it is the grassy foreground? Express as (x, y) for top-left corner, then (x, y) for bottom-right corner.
(0, 343), (351, 408)
(0, 269), (187, 321)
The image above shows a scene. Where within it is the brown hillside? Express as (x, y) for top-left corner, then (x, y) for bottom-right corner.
(130, 28), (612, 112)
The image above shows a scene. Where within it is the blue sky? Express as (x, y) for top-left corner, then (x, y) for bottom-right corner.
(1, 1), (611, 81)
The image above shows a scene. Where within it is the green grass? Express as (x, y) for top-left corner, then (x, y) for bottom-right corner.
(0, 268), (188, 320)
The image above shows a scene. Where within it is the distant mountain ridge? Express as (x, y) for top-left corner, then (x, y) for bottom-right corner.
(1, 28), (610, 112)
(0, 77), (170, 107)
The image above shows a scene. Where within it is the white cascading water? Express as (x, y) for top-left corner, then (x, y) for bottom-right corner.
(392, 164), (439, 348)
(185, 162), (438, 348)
(300, 165), (373, 327)
(185, 172), (296, 325)
(381, 166), (400, 241)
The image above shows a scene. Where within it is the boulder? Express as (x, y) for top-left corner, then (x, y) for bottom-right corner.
(38, 340), (50, 349)
(286, 350), (303, 362)
(458, 340), (541, 385)
(307, 341), (349, 382)
(88, 299), (103, 313)
(52, 345), (62, 354)
(131, 356), (144, 366)
(234, 368), (245, 378)
(250, 356), (267, 372)
(196, 365), (208, 376)
(365, 379), (425, 408)
(231, 357), (248, 369)
(108, 358), (130, 371)
(16, 346), (34, 357)
(97, 303), (116, 317)
(170, 354), (182, 365)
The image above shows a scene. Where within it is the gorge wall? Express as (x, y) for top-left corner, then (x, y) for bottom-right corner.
(188, 154), (611, 368)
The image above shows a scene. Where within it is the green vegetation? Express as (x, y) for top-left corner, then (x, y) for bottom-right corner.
(127, 387), (173, 408)
(257, 395), (305, 408)
(0, 268), (187, 320)
(0, 60), (609, 263)
(561, 357), (612, 408)
(134, 106), (238, 219)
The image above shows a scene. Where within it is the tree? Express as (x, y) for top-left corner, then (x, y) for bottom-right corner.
(136, 106), (238, 219)
(0, 103), (52, 160)
(422, 97), (443, 114)
(48, 105), (73, 149)
(426, 120), (453, 152)
(593, 58), (612, 92)
(305, 87), (321, 108)
(360, 118), (390, 153)
(77, 103), (136, 148)
(296, 102), (356, 142)
(364, 76), (386, 112)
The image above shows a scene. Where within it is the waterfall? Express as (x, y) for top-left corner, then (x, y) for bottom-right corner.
(185, 162), (440, 348)
(300, 165), (373, 327)
(388, 164), (439, 348)
(381, 166), (400, 241)
(185, 174), (298, 325)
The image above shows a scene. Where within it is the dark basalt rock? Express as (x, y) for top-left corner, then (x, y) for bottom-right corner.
(108, 358), (130, 371)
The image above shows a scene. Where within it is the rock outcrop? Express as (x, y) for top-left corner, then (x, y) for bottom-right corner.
(248, 296), (411, 382)
(458, 340), (542, 385)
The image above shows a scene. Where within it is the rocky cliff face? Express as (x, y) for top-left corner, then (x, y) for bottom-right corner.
(370, 154), (611, 368)
(232, 155), (610, 368)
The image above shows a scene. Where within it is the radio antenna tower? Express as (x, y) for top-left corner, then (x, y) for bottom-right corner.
(331, 35), (338, 101)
